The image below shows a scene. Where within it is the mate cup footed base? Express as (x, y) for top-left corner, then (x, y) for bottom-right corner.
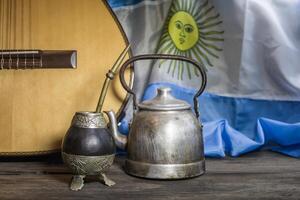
(62, 152), (115, 191)
(70, 173), (115, 191)
(124, 159), (205, 179)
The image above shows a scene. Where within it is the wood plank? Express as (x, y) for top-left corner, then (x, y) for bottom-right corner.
(0, 151), (300, 200)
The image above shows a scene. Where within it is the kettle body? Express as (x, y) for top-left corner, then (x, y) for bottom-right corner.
(125, 89), (205, 179)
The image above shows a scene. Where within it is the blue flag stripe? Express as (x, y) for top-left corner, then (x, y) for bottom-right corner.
(108, 0), (145, 8)
(139, 82), (300, 157)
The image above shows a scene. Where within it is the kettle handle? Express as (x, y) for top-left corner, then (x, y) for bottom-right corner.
(119, 54), (207, 118)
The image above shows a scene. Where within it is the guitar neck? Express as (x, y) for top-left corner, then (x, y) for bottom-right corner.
(0, 50), (77, 69)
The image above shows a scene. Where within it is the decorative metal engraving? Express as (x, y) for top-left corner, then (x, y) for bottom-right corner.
(62, 152), (115, 175)
(71, 112), (106, 128)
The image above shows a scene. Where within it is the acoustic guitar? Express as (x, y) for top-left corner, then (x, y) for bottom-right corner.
(0, 0), (131, 155)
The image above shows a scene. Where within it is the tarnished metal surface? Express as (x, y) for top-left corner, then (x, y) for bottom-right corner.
(71, 112), (106, 128)
(62, 153), (115, 175)
(111, 54), (207, 179)
(127, 109), (203, 164)
(110, 90), (205, 179)
(124, 108), (205, 179)
(139, 87), (191, 111)
(106, 111), (128, 150)
(62, 152), (115, 191)
(125, 160), (205, 179)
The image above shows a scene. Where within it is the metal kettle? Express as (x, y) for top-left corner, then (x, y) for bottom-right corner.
(106, 54), (207, 179)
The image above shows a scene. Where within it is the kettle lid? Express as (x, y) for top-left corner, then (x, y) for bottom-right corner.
(139, 87), (191, 111)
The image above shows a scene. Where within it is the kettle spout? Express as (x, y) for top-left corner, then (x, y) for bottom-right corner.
(105, 110), (127, 150)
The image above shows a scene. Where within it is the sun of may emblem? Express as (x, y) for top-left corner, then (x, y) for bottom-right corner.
(157, 0), (224, 80)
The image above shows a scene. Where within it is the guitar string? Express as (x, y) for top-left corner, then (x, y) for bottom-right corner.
(4, 0), (9, 68)
(29, 0), (34, 68)
(21, 0), (24, 50)
(13, 0), (16, 68)
(4, 0), (6, 67)
(8, 0), (12, 69)
(0, 0), (38, 69)
(2, 0), (6, 69)
(8, 0), (10, 51)
(29, 0), (32, 49)
(14, 0), (19, 69)
(10, 0), (14, 68)
(22, 0), (27, 69)
(6, 0), (9, 51)
(0, 0), (3, 69)
(11, 0), (16, 69)
(0, 0), (47, 69)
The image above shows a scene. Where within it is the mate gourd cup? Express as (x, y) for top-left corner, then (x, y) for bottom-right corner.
(62, 112), (116, 191)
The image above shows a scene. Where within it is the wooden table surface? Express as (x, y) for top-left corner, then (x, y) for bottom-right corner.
(0, 151), (299, 200)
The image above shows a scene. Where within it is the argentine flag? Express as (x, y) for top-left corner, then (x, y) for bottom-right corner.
(108, 0), (300, 157)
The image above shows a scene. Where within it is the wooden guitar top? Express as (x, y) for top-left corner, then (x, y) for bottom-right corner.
(0, 0), (130, 155)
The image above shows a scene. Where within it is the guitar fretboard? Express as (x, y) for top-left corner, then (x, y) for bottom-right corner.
(0, 50), (77, 69)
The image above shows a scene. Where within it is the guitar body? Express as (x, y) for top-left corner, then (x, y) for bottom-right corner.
(0, 0), (130, 155)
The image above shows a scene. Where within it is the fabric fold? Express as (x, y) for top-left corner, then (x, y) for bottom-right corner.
(109, 0), (300, 158)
